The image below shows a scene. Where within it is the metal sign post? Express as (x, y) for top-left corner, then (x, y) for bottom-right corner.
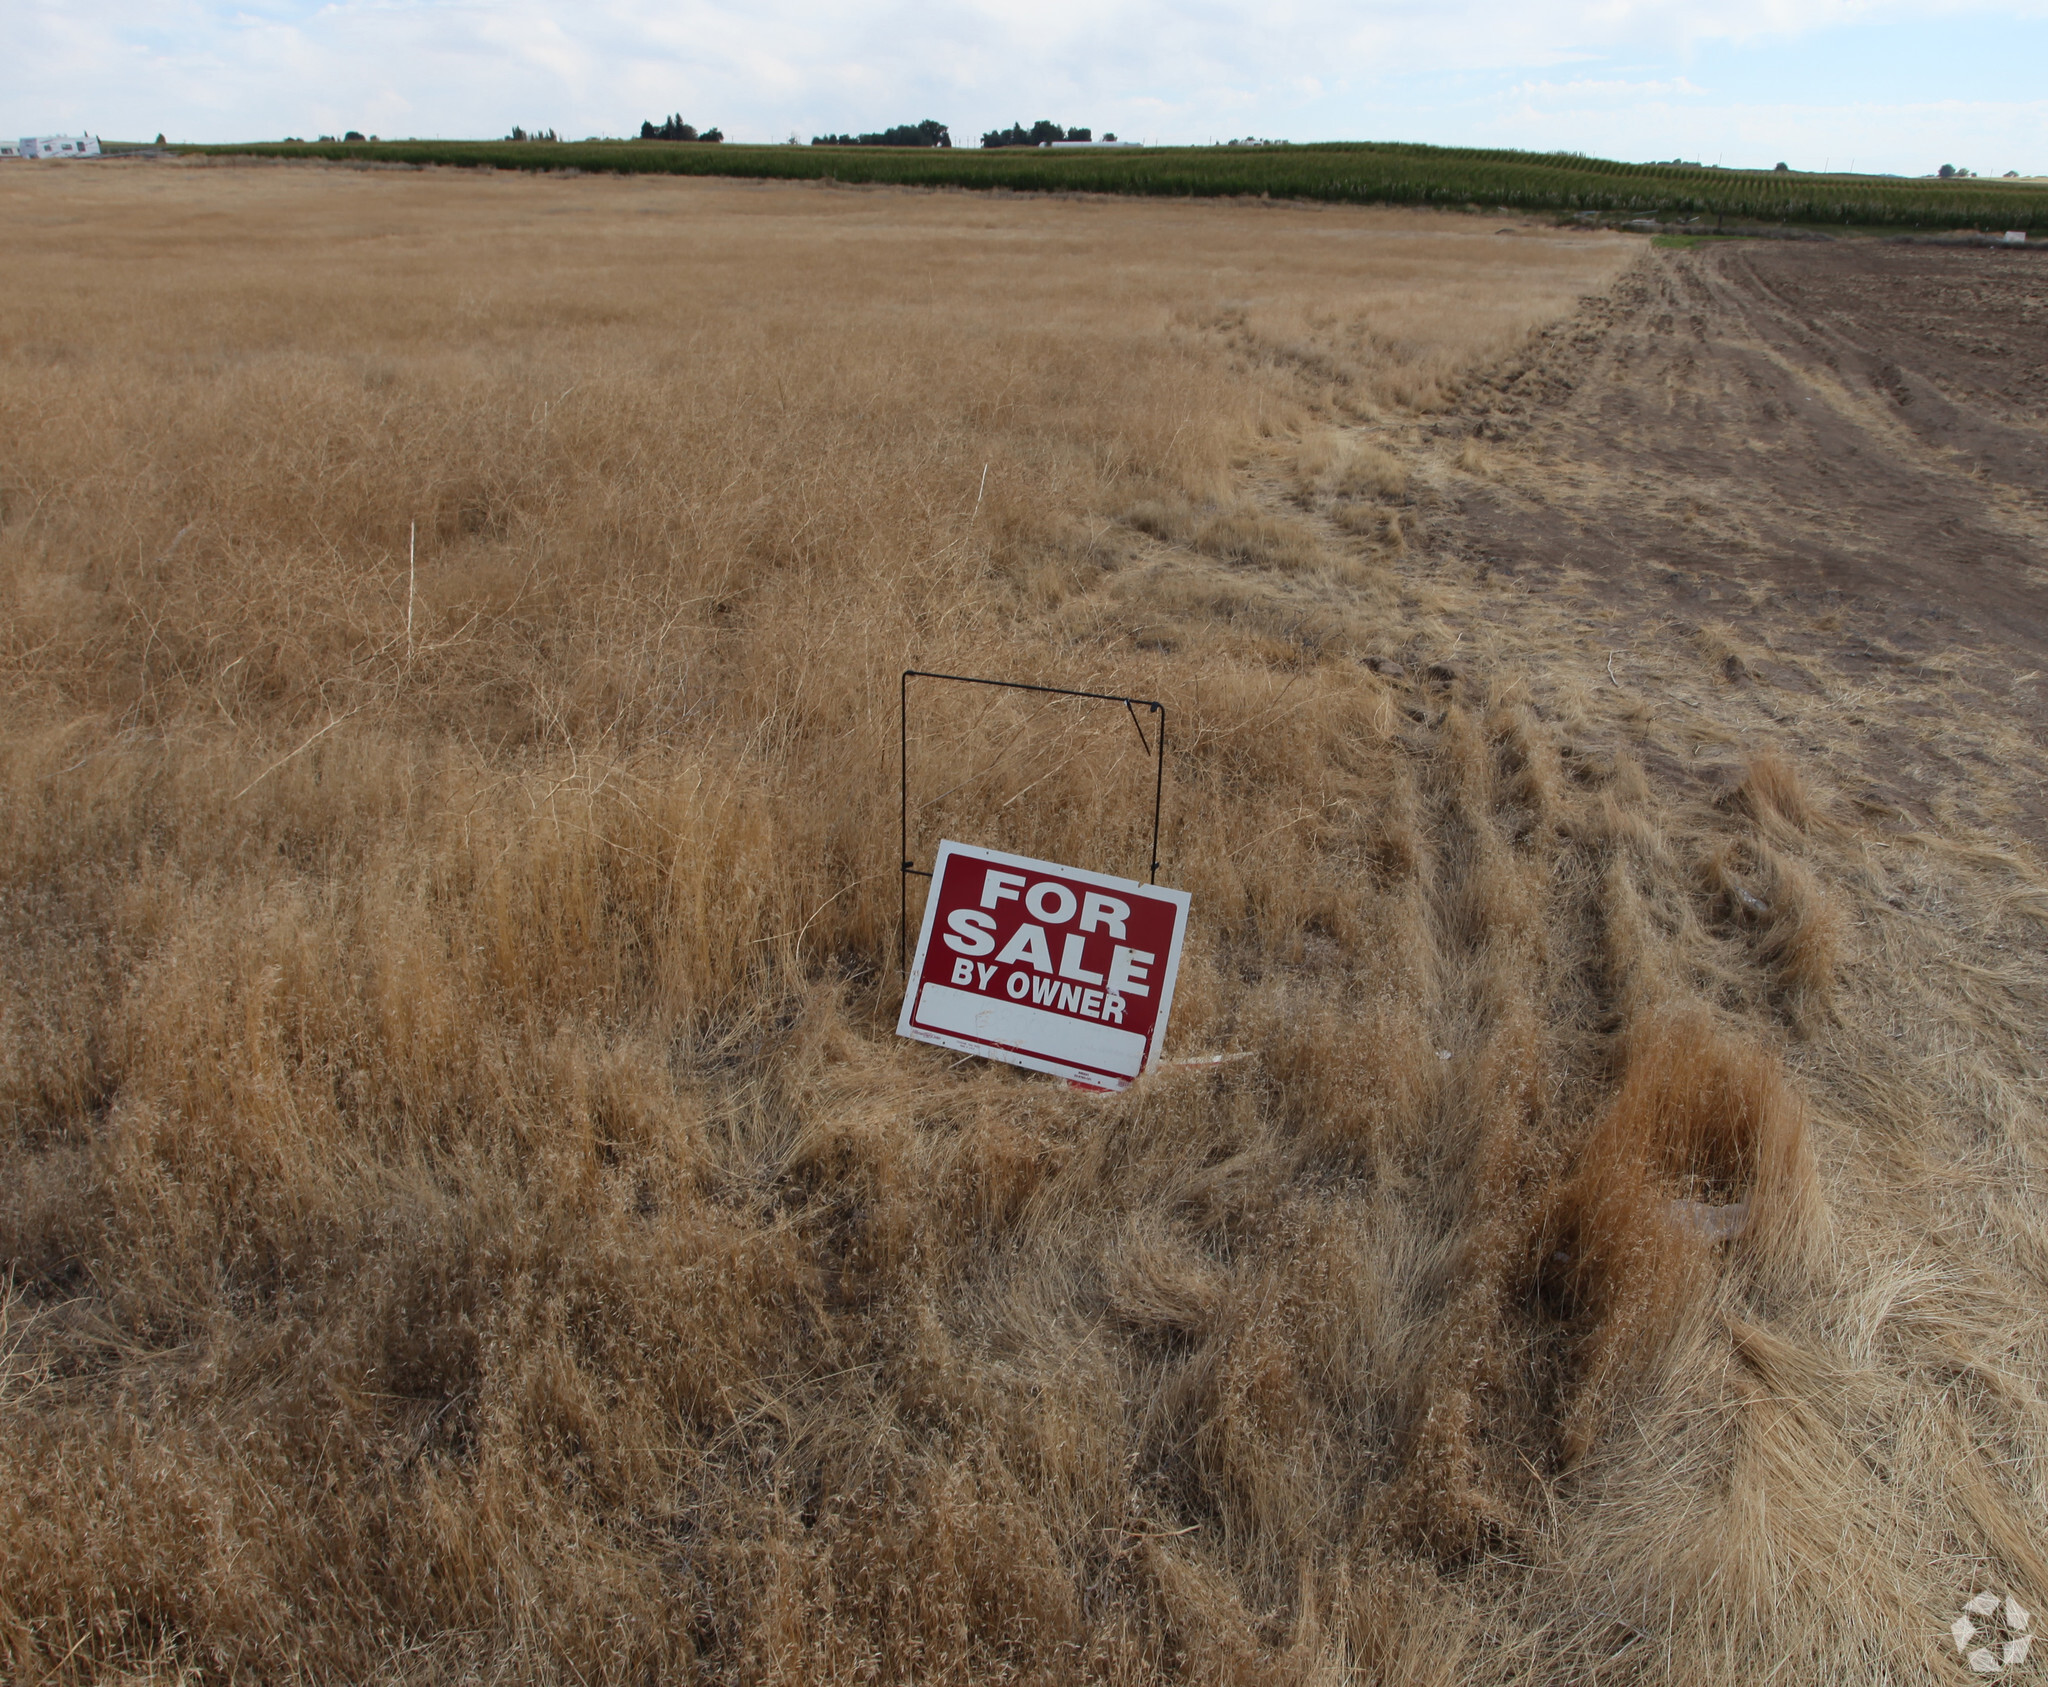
(900, 669), (1166, 971)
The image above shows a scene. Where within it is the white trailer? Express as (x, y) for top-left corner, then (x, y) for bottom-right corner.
(20, 134), (102, 159)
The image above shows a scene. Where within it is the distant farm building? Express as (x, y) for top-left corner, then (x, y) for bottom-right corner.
(20, 134), (102, 159)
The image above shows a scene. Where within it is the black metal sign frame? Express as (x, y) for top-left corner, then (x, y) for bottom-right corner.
(900, 669), (1165, 970)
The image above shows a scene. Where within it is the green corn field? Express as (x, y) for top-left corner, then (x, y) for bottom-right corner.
(189, 137), (2048, 231)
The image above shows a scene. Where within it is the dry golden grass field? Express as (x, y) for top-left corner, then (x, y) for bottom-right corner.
(3, 158), (2047, 1684)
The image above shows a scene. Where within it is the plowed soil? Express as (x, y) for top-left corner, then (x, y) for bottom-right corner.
(1442, 239), (2048, 845)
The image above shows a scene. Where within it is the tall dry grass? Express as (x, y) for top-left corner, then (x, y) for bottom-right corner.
(3, 160), (2046, 1684)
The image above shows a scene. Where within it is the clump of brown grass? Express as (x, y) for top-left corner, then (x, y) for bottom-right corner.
(1124, 495), (1201, 545)
(1482, 698), (1567, 864)
(1699, 837), (1843, 1024)
(1262, 991), (1442, 1171)
(1294, 433), (1409, 500)
(1104, 1217), (1227, 1338)
(1194, 506), (1329, 573)
(1455, 437), (1502, 479)
(1331, 503), (1413, 555)
(1387, 1010), (1549, 1559)
(1593, 847), (1672, 1028)
(1756, 854), (1843, 1020)
(1733, 747), (1819, 835)
(1544, 1009), (1818, 1462)
(1124, 496), (1329, 574)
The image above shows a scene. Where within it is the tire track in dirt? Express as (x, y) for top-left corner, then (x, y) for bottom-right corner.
(1460, 244), (2048, 639)
(1429, 240), (2048, 847)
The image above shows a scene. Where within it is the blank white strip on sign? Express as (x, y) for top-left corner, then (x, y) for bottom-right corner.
(914, 984), (1147, 1078)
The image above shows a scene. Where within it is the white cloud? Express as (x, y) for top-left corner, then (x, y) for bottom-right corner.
(1480, 90), (2048, 172)
(1502, 76), (1711, 102)
(3, 0), (2045, 169)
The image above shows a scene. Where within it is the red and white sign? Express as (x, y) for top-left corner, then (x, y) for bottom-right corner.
(898, 840), (1191, 1090)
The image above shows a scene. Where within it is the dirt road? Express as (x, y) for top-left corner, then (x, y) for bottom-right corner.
(1441, 238), (2048, 845)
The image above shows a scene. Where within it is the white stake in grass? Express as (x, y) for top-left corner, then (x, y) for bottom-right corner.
(406, 520), (417, 667)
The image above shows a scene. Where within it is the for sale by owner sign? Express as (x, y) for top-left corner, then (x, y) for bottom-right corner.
(897, 840), (1191, 1090)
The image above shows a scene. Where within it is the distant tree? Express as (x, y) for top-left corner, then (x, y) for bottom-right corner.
(1773, 161), (1789, 171)
(981, 120), (1081, 148)
(1066, 127), (1091, 143)
(642, 115), (704, 141)
(1938, 163), (1956, 178)
(154, 132), (166, 145)
(344, 130), (366, 142)
(813, 120), (951, 148)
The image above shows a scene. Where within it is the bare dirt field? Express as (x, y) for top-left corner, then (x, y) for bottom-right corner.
(2, 162), (2045, 1685)
(1447, 241), (2048, 845)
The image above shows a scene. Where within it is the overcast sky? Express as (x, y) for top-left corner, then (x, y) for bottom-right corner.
(6, 0), (2045, 175)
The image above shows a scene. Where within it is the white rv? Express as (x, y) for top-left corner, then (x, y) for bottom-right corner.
(0, 141), (19, 159)
(20, 135), (102, 159)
